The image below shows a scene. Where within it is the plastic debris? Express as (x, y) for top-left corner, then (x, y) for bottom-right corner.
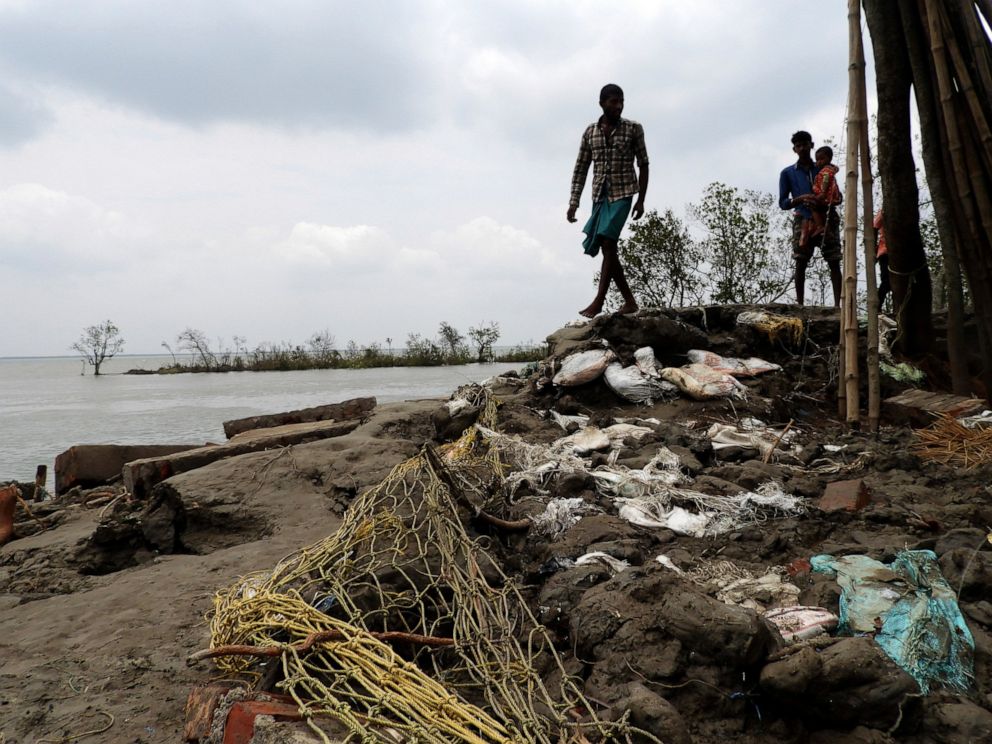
(707, 422), (798, 460)
(530, 498), (598, 539)
(618, 501), (710, 536)
(655, 554), (684, 574)
(686, 349), (782, 377)
(601, 423), (655, 446)
(614, 481), (803, 537)
(958, 410), (992, 430)
(603, 362), (679, 404)
(714, 571), (801, 612)
(633, 346), (663, 378)
(548, 410), (589, 433)
(588, 450), (688, 496)
(659, 363), (747, 400)
(575, 551), (629, 574)
(763, 606), (839, 644)
(880, 360), (926, 384)
(562, 426), (612, 455)
(811, 550), (974, 693)
(878, 313), (897, 361)
(537, 556), (575, 576)
(446, 398), (472, 416)
(552, 349), (617, 386)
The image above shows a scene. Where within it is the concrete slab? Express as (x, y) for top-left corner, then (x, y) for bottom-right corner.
(54, 444), (202, 495)
(123, 418), (363, 498)
(222, 397), (375, 439)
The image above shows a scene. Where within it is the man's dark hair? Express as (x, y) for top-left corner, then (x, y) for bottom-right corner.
(816, 145), (833, 159)
(791, 130), (813, 145)
(600, 83), (624, 102)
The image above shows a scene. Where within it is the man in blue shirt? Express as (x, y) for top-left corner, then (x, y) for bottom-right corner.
(779, 130), (842, 306)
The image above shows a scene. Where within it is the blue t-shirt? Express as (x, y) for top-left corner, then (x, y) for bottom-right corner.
(779, 162), (821, 219)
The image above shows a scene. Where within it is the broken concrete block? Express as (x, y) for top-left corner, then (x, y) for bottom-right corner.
(819, 479), (871, 513)
(222, 396), (375, 439)
(124, 418), (363, 498)
(55, 444), (201, 495)
(0, 484), (17, 546)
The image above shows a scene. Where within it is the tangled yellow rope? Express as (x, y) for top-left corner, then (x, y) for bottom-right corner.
(747, 313), (804, 346)
(207, 387), (651, 743)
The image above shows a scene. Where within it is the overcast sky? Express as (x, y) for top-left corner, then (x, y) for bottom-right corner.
(0, 1), (869, 357)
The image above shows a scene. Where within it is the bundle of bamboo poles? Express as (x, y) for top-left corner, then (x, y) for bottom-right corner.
(920, 0), (992, 396)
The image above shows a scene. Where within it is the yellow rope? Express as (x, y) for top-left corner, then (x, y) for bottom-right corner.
(748, 313), (804, 346)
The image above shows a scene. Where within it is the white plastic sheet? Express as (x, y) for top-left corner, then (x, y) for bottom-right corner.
(575, 551), (630, 574)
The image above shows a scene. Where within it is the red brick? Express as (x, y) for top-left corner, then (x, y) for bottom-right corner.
(223, 700), (304, 744)
(786, 557), (812, 577)
(818, 479), (871, 513)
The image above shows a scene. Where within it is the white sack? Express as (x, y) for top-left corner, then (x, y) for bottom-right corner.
(604, 362), (678, 404)
(553, 349), (617, 386)
(686, 349), (782, 377)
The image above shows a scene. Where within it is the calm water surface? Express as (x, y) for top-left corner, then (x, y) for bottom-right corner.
(0, 355), (524, 481)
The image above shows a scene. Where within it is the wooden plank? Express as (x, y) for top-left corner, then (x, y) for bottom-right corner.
(883, 390), (987, 427)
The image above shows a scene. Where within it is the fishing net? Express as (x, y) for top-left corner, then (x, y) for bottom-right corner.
(206, 387), (654, 743)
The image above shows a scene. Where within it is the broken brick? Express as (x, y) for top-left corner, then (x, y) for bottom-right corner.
(818, 479), (871, 513)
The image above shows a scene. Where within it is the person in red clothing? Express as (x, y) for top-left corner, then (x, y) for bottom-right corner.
(800, 146), (842, 251)
(874, 209), (890, 309)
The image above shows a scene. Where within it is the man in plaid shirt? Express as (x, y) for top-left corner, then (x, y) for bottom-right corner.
(567, 83), (650, 317)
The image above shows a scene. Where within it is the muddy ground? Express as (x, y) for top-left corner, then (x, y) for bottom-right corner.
(2, 305), (992, 743)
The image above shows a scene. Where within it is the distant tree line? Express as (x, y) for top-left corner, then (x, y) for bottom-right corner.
(148, 321), (544, 374)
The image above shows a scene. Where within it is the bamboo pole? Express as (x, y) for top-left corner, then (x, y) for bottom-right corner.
(929, 0), (992, 394)
(842, 0), (863, 428)
(856, 26), (880, 433)
(941, 6), (992, 170)
(930, 1), (992, 273)
(927, 1), (984, 272)
(962, 0), (992, 107)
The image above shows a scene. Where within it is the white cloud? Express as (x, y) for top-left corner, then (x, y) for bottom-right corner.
(0, 182), (139, 270)
(0, 2), (867, 356)
(278, 223), (393, 272)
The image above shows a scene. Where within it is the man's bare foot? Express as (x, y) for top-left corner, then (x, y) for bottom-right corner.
(617, 301), (639, 315)
(579, 303), (602, 318)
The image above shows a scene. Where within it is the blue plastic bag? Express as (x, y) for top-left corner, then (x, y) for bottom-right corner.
(811, 550), (973, 693)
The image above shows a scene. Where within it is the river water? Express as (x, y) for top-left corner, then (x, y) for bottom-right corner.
(0, 355), (524, 481)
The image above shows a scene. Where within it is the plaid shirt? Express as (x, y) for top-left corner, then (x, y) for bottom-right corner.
(569, 116), (649, 208)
